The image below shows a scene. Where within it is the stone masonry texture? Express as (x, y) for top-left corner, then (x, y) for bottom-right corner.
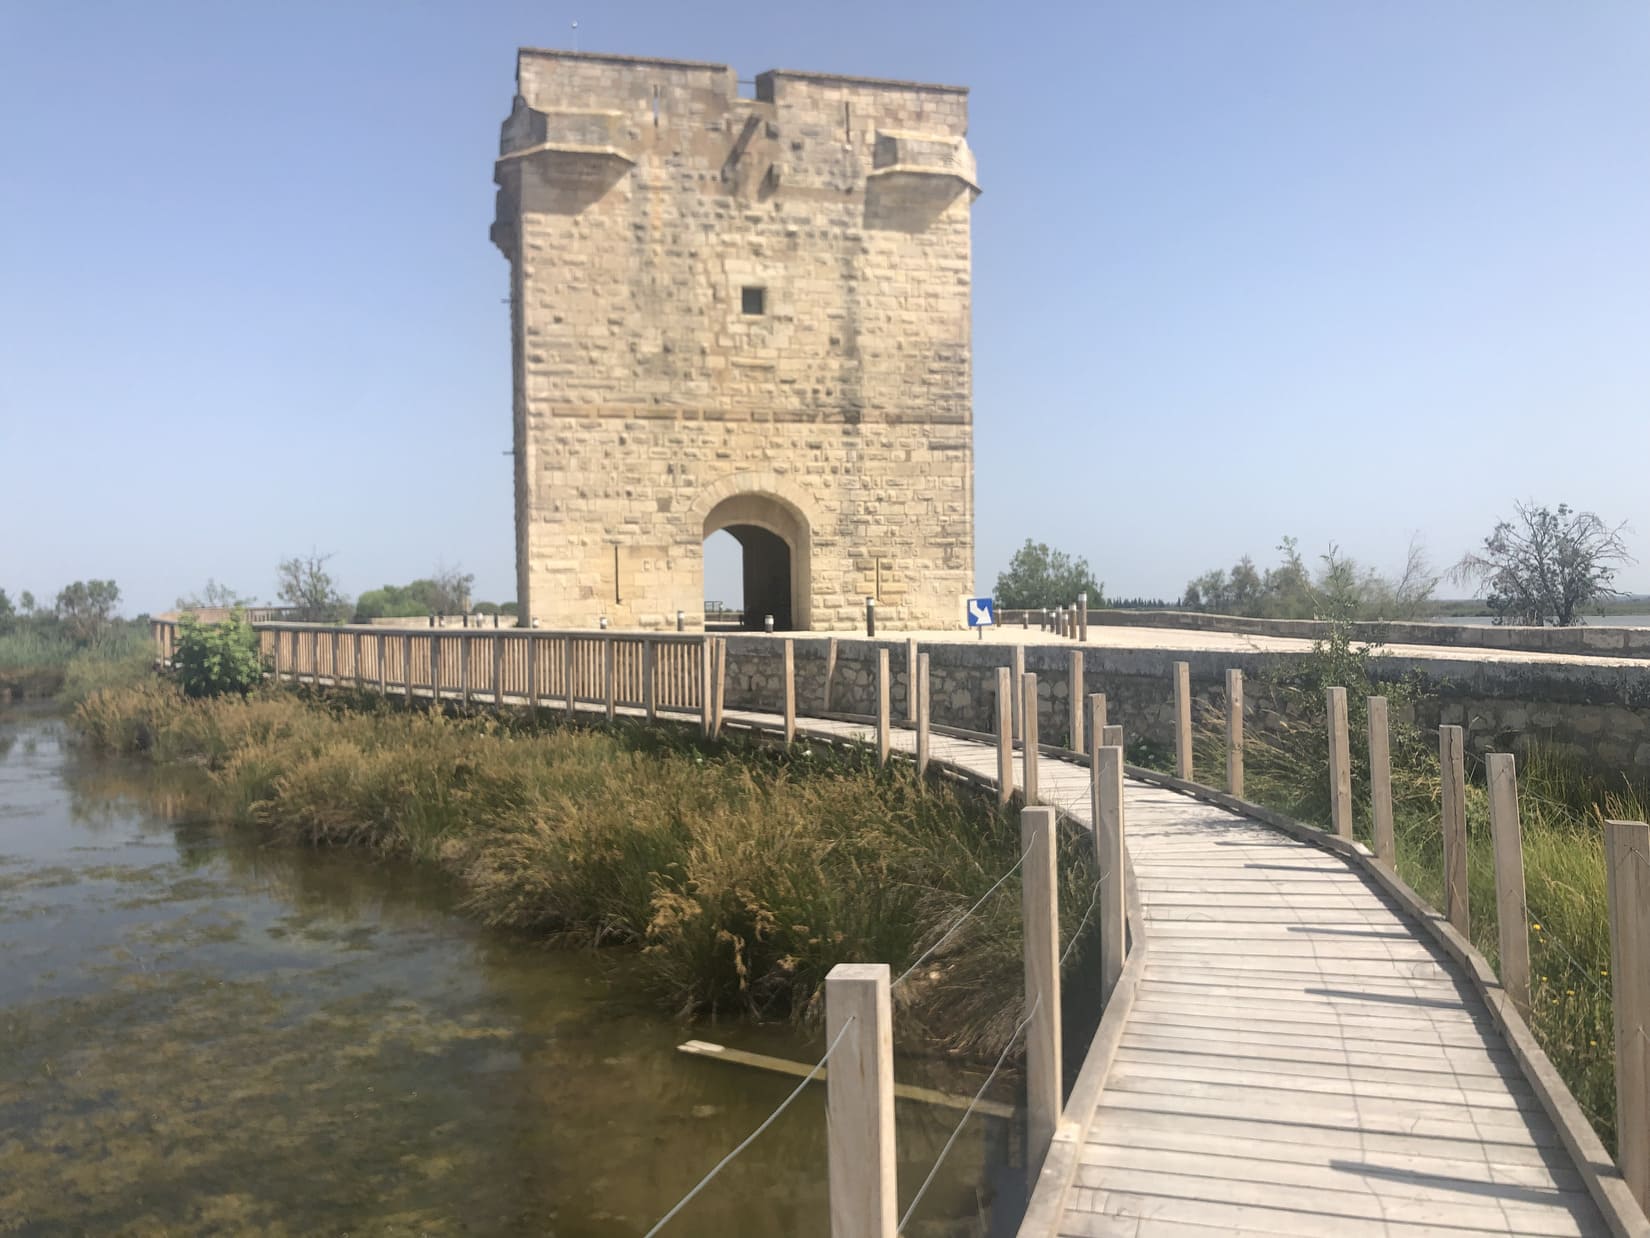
(491, 49), (978, 631)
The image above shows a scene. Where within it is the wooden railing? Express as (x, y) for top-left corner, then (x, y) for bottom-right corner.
(247, 623), (709, 718)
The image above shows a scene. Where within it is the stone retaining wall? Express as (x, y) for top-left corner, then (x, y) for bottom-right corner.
(718, 636), (1650, 773)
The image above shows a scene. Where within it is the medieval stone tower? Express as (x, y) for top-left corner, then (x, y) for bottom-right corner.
(491, 49), (978, 630)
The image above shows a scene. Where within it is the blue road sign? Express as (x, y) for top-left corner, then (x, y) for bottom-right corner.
(967, 597), (996, 627)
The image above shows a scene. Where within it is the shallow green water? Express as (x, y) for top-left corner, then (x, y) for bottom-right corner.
(0, 709), (1021, 1236)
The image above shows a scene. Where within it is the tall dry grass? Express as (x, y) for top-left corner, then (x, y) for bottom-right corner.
(74, 682), (1100, 1055)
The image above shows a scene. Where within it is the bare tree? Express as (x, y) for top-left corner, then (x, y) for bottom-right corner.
(1454, 502), (1633, 626)
(276, 551), (351, 622)
(176, 579), (251, 611)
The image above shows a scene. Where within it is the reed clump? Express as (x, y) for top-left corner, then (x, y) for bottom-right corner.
(74, 681), (1099, 1055)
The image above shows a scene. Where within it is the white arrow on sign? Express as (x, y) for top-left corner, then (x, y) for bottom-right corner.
(968, 599), (994, 626)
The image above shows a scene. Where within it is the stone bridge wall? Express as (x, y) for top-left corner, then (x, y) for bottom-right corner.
(718, 637), (1650, 773)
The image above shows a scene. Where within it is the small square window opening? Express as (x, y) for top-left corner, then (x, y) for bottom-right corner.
(741, 286), (766, 316)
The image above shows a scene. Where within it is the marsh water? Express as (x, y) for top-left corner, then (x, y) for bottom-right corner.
(0, 708), (1019, 1236)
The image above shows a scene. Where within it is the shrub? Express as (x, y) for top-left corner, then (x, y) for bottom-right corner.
(172, 609), (265, 697)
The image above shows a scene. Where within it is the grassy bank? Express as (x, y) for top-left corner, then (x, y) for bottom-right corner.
(1173, 668), (1640, 1149)
(72, 681), (1100, 1056)
(0, 623), (151, 702)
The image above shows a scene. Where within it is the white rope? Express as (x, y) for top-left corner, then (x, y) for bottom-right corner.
(1060, 872), (1109, 966)
(643, 1014), (857, 1236)
(897, 992), (1042, 1233)
(893, 839), (1034, 991)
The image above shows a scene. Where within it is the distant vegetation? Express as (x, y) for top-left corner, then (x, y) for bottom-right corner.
(73, 684), (1099, 1055)
(1453, 501), (1634, 627)
(0, 580), (150, 700)
(353, 564), (514, 622)
(276, 551), (352, 623)
(993, 540), (1103, 609)
(1182, 536), (1438, 621)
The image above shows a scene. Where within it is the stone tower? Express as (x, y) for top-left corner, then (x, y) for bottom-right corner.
(491, 49), (978, 630)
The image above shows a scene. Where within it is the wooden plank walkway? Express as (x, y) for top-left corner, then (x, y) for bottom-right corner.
(297, 671), (1609, 1236)
(718, 709), (1607, 1237)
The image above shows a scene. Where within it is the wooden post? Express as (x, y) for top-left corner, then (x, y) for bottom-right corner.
(825, 963), (897, 1238)
(823, 636), (838, 714)
(1606, 819), (1650, 1212)
(712, 638), (726, 736)
(1068, 651), (1084, 753)
(402, 634), (412, 702)
(782, 639), (796, 743)
(1226, 669), (1244, 798)
(1327, 686), (1353, 840)
(699, 638), (713, 737)
(1078, 591), (1089, 643)
(1093, 742), (1126, 1003)
(876, 647), (891, 766)
(1088, 694), (1108, 753)
(1486, 754), (1531, 1017)
(493, 632), (504, 706)
(995, 667), (1014, 807)
(269, 629), (281, 682)
(459, 632), (471, 705)
(1440, 725), (1469, 937)
(430, 634), (442, 703)
(1173, 661), (1192, 781)
(376, 634), (387, 695)
(1368, 696), (1394, 866)
(564, 636), (576, 719)
(1021, 673), (1040, 806)
(916, 653), (931, 779)
(604, 636), (616, 721)
(354, 631), (364, 690)
(1021, 805), (1062, 1169)
(906, 638), (918, 723)
(1011, 646), (1026, 741)
(643, 638), (657, 722)
(1102, 724), (1124, 750)
(525, 634), (539, 709)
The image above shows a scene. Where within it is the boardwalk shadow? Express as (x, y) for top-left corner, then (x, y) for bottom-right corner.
(1328, 1158), (1586, 1208)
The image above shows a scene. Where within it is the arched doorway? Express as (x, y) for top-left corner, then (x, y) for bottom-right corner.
(703, 493), (810, 631)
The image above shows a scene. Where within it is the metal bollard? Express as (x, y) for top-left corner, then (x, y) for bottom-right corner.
(676, 610), (685, 632)
(866, 597), (876, 638)
(764, 614), (775, 633)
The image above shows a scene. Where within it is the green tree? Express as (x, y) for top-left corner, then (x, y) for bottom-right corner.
(0, 589), (13, 635)
(54, 580), (121, 643)
(352, 564), (476, 622)
(993, 540), (1103, 610)
(172, 609), (265, 697)
(18, 592), (35, 616)
(276, 551), (351, 622)
(1454, 501), (1633, 626)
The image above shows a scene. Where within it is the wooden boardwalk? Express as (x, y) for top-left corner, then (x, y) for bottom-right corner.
(720, 709), (1609, 1237)
(260, 656), (1617, 1237)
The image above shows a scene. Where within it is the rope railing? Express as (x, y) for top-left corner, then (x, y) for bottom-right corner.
(897, 991), (1043, 1234)
(642, 1014), (858, 1236)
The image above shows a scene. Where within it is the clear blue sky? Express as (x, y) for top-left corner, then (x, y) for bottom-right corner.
(3, 1), (1647, 615)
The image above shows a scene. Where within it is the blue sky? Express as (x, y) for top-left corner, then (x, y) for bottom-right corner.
(3, 1), (1646, 615)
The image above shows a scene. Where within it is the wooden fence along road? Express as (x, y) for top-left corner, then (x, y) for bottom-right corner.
(152, 621), (1650, 1237)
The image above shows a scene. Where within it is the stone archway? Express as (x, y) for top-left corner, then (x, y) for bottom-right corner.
(702, 492), (811, 630)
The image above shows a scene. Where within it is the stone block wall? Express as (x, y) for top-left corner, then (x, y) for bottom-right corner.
(493, 50), (977, 632)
